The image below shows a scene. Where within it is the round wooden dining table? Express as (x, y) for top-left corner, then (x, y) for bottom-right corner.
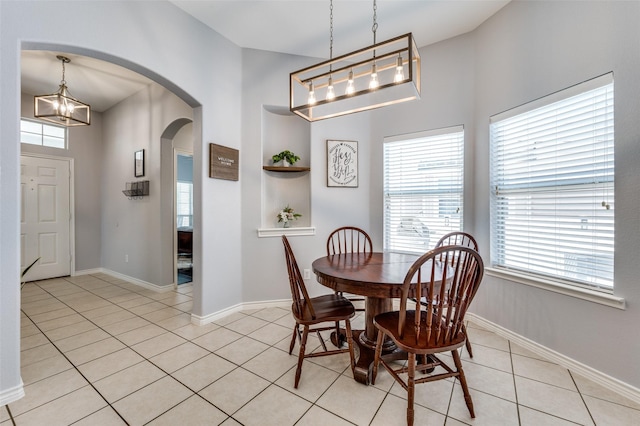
(312, 251), (427, 385)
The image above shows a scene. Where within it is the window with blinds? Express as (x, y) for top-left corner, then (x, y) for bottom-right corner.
(383, 126), (464, 254)
(490, 73), (614, 291)
(177, 182), (193, 228)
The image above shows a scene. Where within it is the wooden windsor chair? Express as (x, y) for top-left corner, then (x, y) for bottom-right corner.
(282, 235), (356, 388)
(372, 245), (484, 426)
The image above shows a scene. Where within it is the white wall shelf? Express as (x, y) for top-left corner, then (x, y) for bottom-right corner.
(257, 226), (316, 238)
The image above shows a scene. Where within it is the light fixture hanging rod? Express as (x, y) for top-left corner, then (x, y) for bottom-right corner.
(291, 32), (413, 77)
(298, 47), (409, 85)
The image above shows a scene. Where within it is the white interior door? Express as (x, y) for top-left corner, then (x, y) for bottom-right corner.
(20, 155), (71, 281)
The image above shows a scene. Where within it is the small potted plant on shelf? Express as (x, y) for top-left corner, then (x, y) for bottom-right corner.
(272, 150), (300, 167)
(277, 205), (302, 228)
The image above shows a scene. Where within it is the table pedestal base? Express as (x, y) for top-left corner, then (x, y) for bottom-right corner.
(352, 330), (406, 385)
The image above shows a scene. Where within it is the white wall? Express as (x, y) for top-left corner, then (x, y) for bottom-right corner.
(1, 0), (242, 403)
(20, 93), (104, 272)
(101, 84), (192, 286)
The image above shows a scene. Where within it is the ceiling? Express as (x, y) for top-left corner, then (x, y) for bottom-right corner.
(21, 0), (509, 113)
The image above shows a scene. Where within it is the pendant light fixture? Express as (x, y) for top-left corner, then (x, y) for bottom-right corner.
(34, 55), (91, 126)
(290, 0), (421, 122)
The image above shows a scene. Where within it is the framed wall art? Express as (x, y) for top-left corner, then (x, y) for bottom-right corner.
(209, 143), (239, 181)
(327, 140), (358, 187)
(134, 149), (145, 177)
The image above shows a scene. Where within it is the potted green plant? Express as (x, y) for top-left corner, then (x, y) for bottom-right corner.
(21, 257), (40, 290)
(272, 150), (300, 167)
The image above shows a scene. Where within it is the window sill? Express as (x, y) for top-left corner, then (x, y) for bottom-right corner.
(485, 267), (625, 310)
(257, 226), (316, 238)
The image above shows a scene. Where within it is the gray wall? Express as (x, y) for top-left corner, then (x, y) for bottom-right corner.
(101, 84), (192, 286)
(240, 48), (373, 303)
(1, 0), (242, 402)
(470, 0), (640, 390)
(20, 93), (104, 273)
(367, 1), (640, 388)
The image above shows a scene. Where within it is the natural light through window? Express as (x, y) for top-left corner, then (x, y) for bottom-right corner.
(383, 126), (464, 254)
(177, 182), (193, 228)
(490, 73), (614, 291)
(20, 118), (66, 149)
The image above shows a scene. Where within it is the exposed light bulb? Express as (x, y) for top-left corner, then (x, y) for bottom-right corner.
(307, 81), (316, 105)
(394, 55), (404, 83)
(326, 77), (335, 100)
(346, 70), (355, 95)
(369, 63), (379, 89)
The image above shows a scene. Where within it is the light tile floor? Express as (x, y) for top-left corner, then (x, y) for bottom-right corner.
(3, 273), (639, 425)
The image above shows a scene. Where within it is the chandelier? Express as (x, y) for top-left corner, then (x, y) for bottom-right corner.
(34, 55), (91, 126)
(290, 0), (420, 122)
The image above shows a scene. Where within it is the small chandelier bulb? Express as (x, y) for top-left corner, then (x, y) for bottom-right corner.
(308, 81), (316, 105)
(394, 55), (405, 83)
(326, 77), (335, 100)
(369, 63), (379, 89)
(346, 70), (355, 95)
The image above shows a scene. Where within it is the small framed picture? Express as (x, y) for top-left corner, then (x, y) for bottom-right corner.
(134, 149), (145, 177)
(327, 140), (358, 187)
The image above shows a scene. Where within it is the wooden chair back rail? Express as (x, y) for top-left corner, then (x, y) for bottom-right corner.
(402, 247), (483, 345)
(326, 226), (372, 318)
(283, 236), (316, 320)
(327, 226), (373, 255)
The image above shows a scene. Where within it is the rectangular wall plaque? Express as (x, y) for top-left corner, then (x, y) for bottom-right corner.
(327, 140), (358, 187)
(209, 143), (239, 181)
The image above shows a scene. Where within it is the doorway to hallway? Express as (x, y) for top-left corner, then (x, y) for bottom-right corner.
(176, 151), (193, 285)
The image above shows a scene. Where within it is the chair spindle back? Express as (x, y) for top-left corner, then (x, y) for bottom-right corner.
(327, 226), (373, 255)
(282, 235), (316, 320)
(400, 245), (484, 346)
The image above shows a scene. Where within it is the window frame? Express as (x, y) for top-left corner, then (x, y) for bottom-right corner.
(20, 118), (67, 149)
(488, 73), (622, 308)
(383, 126), (465, 254)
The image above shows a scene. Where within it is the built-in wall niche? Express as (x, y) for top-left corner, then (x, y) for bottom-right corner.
(259, 105), (314, 237)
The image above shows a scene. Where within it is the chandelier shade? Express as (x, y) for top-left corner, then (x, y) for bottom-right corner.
(290, 33), (420, 122)
(34, 55), (91, 127)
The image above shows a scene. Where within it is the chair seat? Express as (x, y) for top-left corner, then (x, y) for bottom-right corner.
(374, 310), (466, 354)
(294, 294), (355, 324)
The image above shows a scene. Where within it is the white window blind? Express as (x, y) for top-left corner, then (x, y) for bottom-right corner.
(20, 118), (66, 149)
(384, 126), (464, 254)
(176, 181), (193, 228)
(490, 74), (614, 290)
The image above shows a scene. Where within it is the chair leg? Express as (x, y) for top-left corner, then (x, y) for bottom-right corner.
(407, 352), (416, 426)
(463, 324), (473, 358)
(344, 319), (355, 373)
(294, 326), (309, 389)
(452, 349), (475, 418)
(371, 330), (384, 385)
(289, 324), (299, 355)
(334, 321), (343, 348)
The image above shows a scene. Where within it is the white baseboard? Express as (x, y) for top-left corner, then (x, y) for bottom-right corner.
(100, 269), (174, 293)
(0, 380), (24, 407)
(190, 299), (290, 326)
(191, 303), (243, 326)
(73, 268), (103, 276)
(466, 313), (640, 405)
